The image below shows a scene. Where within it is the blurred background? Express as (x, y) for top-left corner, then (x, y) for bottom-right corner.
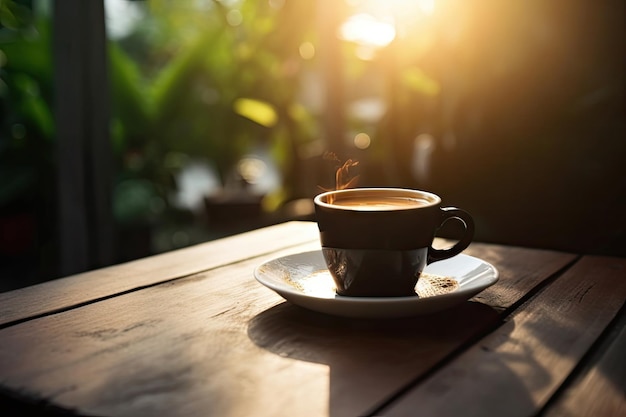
(0, 0), (624, 291)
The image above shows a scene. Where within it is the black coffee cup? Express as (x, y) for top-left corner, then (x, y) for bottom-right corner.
(314, 188), (474, 297)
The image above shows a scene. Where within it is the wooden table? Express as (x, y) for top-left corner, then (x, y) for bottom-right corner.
(1, 221), (624, 416)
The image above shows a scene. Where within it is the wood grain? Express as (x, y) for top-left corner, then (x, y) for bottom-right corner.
(0, 240), (577, 417)
(380, 256), (626, 417)
(0, 222), (319, 327)
(463, 242), (578, 310)
(542, 305), (626, 417)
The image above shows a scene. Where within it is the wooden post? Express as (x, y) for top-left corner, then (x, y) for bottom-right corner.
(53, 0), (114, 276)
(317, 0), (347, 158)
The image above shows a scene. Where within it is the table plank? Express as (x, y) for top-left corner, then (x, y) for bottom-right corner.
(462, 243), (578, 311)
(542, 305), (626, 417)
(0, 221), (319, 327)
(0, 242), (577, 417)
(380, 255), (626, 417)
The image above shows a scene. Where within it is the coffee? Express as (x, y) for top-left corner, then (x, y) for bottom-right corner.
(331, 196), (430, 211)
(314, 188), (475, 297)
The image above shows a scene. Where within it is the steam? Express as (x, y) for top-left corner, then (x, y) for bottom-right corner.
(322, 152), (359, 203)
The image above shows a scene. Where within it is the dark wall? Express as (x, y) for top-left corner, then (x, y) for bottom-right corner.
(429, 0), (625, 255)
(350, 0), (625, 255)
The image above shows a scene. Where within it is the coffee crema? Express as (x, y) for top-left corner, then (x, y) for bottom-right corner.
(330, 196), (430, 210)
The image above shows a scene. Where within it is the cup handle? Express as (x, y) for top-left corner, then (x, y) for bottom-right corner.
(427, 207), (475, 264)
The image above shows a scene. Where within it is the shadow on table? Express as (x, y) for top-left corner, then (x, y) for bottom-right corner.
(0, 387), (80, 417)
(248, 300), (506, 416)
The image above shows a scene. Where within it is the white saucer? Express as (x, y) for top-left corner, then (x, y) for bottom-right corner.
(254, 251), (498, 318)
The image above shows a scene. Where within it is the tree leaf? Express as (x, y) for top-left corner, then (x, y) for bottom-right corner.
(233, 97), (277, 127)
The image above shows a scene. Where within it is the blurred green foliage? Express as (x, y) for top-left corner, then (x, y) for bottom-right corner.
(109, 0), (320, 223)
(0, 2), (54, 208)
(0, 0), (321, 221)
(0, 0), (323, 277)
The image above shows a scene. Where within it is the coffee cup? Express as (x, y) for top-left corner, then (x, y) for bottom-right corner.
(313, 188), (474, 297)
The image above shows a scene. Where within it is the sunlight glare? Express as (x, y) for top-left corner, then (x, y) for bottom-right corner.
(339, 0), (438, 50)
(339, 13), (396, 48)
(417, 0), (435, 16)
(351, 0), (436, 17)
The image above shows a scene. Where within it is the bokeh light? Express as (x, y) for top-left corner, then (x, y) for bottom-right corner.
(354, 133), (371, 150)
(226, 9), (243, 26)
(299, 42), (315, 60)
(237, 157), (267, 185)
